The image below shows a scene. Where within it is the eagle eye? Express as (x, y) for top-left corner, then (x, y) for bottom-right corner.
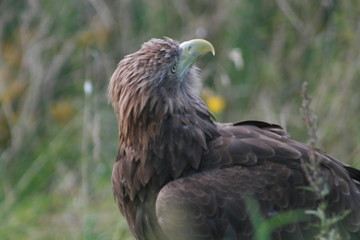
(170, 63), (177, 74)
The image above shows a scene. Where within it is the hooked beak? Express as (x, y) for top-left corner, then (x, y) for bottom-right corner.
(178, 39), (215, 77)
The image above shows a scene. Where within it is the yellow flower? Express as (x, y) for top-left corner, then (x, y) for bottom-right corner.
(76, 19), (110, 46)
(0, 81), (27, 104)
(50, 100), (76, 124)
(205, 95), (226, 114)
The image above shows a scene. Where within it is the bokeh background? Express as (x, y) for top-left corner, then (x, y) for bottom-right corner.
(1, 0), (359, 239)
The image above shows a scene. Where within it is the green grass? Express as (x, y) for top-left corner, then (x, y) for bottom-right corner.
(0, 181), (132, 240)
(1, 0), (360, 239)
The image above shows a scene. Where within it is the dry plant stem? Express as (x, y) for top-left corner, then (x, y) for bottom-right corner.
(275, 0), (305, 32)
(300, 81), (322, 198)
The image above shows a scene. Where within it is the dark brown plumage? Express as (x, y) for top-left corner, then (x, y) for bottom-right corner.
(108, 38), (360, 240)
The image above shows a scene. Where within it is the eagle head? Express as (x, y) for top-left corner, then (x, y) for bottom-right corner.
(108, 38), (215, 126)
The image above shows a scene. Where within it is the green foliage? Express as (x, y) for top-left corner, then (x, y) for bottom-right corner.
(305, 203), (350, 240)
(1, 0), (360, 239)
(244, 196), (309, 240)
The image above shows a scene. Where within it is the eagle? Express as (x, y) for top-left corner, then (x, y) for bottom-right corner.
(108, 38), (360, 240)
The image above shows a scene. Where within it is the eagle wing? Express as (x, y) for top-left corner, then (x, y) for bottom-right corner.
(155, 121), (360, 240)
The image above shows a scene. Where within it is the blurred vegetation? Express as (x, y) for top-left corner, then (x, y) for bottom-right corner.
(0, 0), (359, 239)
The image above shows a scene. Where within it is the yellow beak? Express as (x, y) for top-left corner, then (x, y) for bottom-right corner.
(178, 39), (215, 77)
